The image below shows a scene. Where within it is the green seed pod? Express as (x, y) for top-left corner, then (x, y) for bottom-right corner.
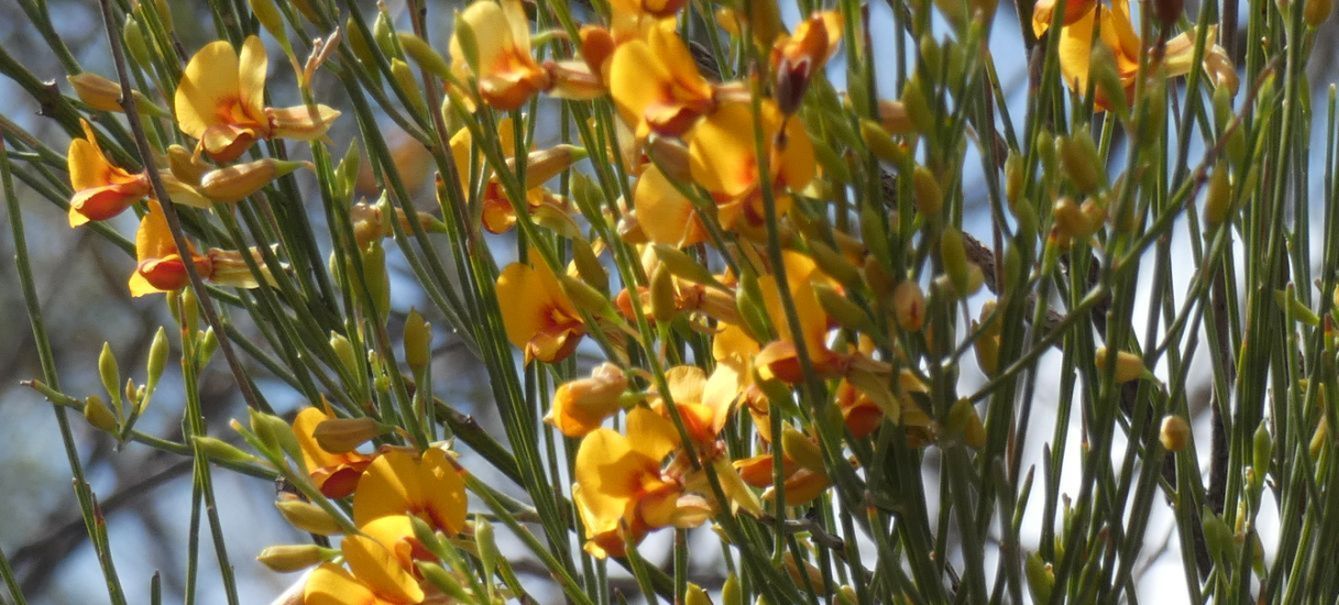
(275, 498), (343, 536)
(83, 395), (118, 433)
(1203, 161), (1233, 226)
(403, 308), (432, 371)
(98, 342), (121, 409)
(913, 165), (944, 218)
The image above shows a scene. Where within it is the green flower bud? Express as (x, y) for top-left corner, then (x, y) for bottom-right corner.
(250, 408), (302, 463)
(913, 165), (944, 218)
(685, 584), (712, 605)
(649, 265), (678, 323)
(653, 244), (720, 289)
(807, 239), (862, 288)
(98, 342), (122, 411)
(1203, 161), (1233, 226)
(1025, 553), (1054, 604)
(146, 326), (168, 391)
(329, 332), (359, 378)
(397, 32), (452, 78)
(275, 498), (343, 536)
(416, 562), (471, 601)
(723, 574), (743, 605)
(860, 119), (909, 168)
(559, 273), (613, 317)
(123, 17), (153, 68)
(947, 399), (986, 449)
(193, 436), (261, 467)
(474, 515), (500, 583)
(1253, 422), (1272, 487)
(940, 227), (974, 295)
(403, 308), (432, 371)
(83, 395), (118, 433)
(1059, 128), (1106, 193)
(1005, 149), (1025, 207)
(815, 283), (873, 333)
(198, 327), (218, 365)
(313, 416), (384, 453)
(257, 544), (333, 573)
(249, 0), (288, 47)
(390, 58), (428, 118)
(902, 76), (934, 138)
(572, 239), (609, 294)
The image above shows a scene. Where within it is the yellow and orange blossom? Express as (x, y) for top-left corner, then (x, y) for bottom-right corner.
(450, 0), (551, 111)
(608, 27), (715, 139)
(545, 362), (629, 437)
(129, 200), (212, 297)
(175, 35), (339, 161)
(352, 448), (468, 534)
(496, 261), (586, 363)
(293, 407), (375, 499)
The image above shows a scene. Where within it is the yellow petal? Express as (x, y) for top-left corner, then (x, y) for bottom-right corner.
(341, 535), (425, 604)
(238, 35), (268, 122)
(496, 262), (547, 350)
(689, 102), (761, 198)
(664, 366), (707, 407)
(303, 563), (384, 605)
(634, 165), (707, 247)
(608, 38), (674, 137)
(573, 428), (643, 526)
(175, 39), (241, 141)
(626, 405), (680, 461)
(352, 448), (468, 534)
(702, 364), (741, 436)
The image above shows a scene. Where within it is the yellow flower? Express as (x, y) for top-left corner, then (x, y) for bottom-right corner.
(687, 100), (815, 233)
(608, 27), (715, 138)
(66, 119), (150, 227)
(633, 164), (709, 247)
(545, 362), (629, 437)
(129, 200), (212, 297)
(652, 365), (740, 446)
(573, 407), (710, 557)
(66, 120), (211, 229)
(175, 35), (339, 161)
(770, 12), (844, 113)
(1031, 0), (1098, 37)
(293, 407), (375, 499)
(450, 0), (551, 111)
(352, 448), (468, 534)
(1051, 0), (1236, 110)
(753, 251), (845, 383)
(303, 559), (421, 605)
(496, 261), (586, 363)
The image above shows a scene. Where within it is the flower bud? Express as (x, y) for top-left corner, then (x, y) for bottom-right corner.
(685, 584), (712, 605)
(1203, 161), (1233, 226)
(1025, 552), (1054, 604)
(123, 17), (153, 68)
(1306, 0), (1334, 27)
(1160, 415), (1190, 452)
(167, 144), (209, 185)
(396, 32), (451, 78)
(199, 327), (219, 364)
(416, 562), (471, 601)
(358, 240), (391, 326)
(474, 515), (501, 583)
(973, 322), (1001, 376)
(654, 244), (720, 289)
(1053, 196), (1105, 241)
(723, 574), (743, 605)
(1201, 507), (1235, 565)
(146, 326), (168, 388)
(249, 0), (288, 46)
(193, 436), (260, 466)
(390, 58), (428, 118)
(1252, 421), (1272, 487)
(250, 408), (302, 462)
(781, 426), (825, 472)
(940, 227), (978, 296)
(200, 159), (311, 203)
(329, 332), (359, 378)
(403, 308), (432, 371)
(68, 73), (127, 113)
(572, 239), (609, 294)
(1095, 347), (1146, 383)
(902, 76), (934, 138)
(649, 265), (678, 323)
(1089, 44), (1129, 117)
(860, 119), (909, 167)
(947, 399), (986, 449)
(545, 362), (628, 437)
(913, 165), (944, 218)
(313, 416), (385, 453)
(83, 395), (118, 432)
(559, 273), (613, 317)
(98, 342), (121, 409)
(806, 240), (862, 288)
(1311, 414), (1328, 459)
(893, 281), (926, 332)
(1005, 150), (1025, 207)
(1059, 129), (1106, 193)
(815, 283), (872, 333)
(257, 545), (331, 573)
(275, 498), (343, 535)
(878, 99), (914, 135)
